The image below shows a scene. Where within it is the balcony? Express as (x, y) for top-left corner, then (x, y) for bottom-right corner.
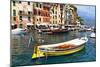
(43, 4), (51, 8)
(18, 11), (33, 16)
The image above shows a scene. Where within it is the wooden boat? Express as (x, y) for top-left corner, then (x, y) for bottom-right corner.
(32, 37), (88, 59)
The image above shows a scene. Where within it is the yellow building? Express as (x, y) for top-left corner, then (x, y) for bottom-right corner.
(50, 4), (62, 25)
(50, 4), (66, 25)
(11, 1), (19, 26)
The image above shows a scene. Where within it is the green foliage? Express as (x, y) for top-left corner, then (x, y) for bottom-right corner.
(77, 16), (84, 25)
(33, 3), (36, 7)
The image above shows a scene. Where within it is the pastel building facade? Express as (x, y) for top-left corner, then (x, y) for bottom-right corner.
(33, 3), (50, 25)
(50, 4), (65, 25)
(11, 1), (19, 26)
(11, 1), (78, 28)
(11, 1), (33, 28)
(49, 4), (78, 25)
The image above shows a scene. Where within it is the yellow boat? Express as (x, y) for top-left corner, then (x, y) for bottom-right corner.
(32, 37), (88, 59)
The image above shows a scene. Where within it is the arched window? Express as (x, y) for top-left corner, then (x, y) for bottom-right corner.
(13, 10), (16, 16)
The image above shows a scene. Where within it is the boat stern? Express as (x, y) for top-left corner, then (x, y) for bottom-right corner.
(32, 47), (45, 59)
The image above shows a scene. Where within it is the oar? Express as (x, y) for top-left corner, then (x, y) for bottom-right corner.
(45, 52), (48, 63)
(28, 35), (34, 48)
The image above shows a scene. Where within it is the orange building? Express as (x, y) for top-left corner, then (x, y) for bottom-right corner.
(33, 3), (50, 25)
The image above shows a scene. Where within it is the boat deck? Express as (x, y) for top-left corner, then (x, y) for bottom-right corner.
(32, 37), (88, 59)
(38, 37), (88, 48)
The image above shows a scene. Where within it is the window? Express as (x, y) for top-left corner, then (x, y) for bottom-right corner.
(38, 11), (41, 15)
(13, 1), (15, 6)
(59, 21), (60, 23)
(45, 13), (47, 16)
(13, 17), (16, 21)
(53, 21), (54, 24)
(59, 15), (60, 18)
(39, 18), (41, 21)
(40, 4), (41, 8)
(33, 3), (36, 7)
(55, 11), (57, 14)
(28, 11), (31, 15)
(55, 6), (57, 9)
(36, 3), (38, 7)
(56, 21), (57, 24)
(28, 17), (30, 21)
(52, 10), (54, 13)
(13, 10), (16, 16)
(55, 16), (57, 19)
(33, 9), (37, 15)
(19, 1), (21, 3)
(28, 2), (30, 5)
(19, 11), (22, 14)
(38, 4), (39, 7)
(19, 16), (22, 20)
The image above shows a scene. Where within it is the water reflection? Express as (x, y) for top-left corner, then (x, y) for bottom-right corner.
(33, 47), (86, 64)
(11, 31), (96, 66)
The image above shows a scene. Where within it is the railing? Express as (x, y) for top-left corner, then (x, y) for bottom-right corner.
(18, 11), (33, 16)
(43, 4), (51, 7)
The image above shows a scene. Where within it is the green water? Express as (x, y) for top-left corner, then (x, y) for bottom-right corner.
(11, 31), (96, 66)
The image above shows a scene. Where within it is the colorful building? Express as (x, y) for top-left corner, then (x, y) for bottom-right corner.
(33, 3), (50, 25)
(11, 1), (33, 28)
(50, 4), (64, 25)
(11, 1), (78, 28)
(49, 4), (78, 25)
(11, 1), (19, 27)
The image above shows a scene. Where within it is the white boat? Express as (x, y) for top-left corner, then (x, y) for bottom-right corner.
(90, 33), (96, 38)
(32, 37), (88, 59)
(86, 28), (92, 31)
(12, 28), (27, 35)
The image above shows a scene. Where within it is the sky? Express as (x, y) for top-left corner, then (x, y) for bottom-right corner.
(74, 5), (96, 26)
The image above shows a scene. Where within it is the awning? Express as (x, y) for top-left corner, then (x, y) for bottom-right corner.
(26, 23), (34, 26)
(36, 23), (49, 26)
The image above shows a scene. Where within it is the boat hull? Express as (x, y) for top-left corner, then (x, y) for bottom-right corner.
(44, 45), (84, 56)
(32, 44), (85, 59)
(32, 37), (88, 59)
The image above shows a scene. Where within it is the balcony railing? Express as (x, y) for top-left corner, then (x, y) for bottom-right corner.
(18, 11), (33, 16)
(43, 4), (51, 8)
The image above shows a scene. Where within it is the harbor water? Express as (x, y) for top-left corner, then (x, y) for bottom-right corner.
(11, 30), (96, 66)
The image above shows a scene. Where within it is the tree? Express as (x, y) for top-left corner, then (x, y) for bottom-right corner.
(77, 16), (84, 25)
